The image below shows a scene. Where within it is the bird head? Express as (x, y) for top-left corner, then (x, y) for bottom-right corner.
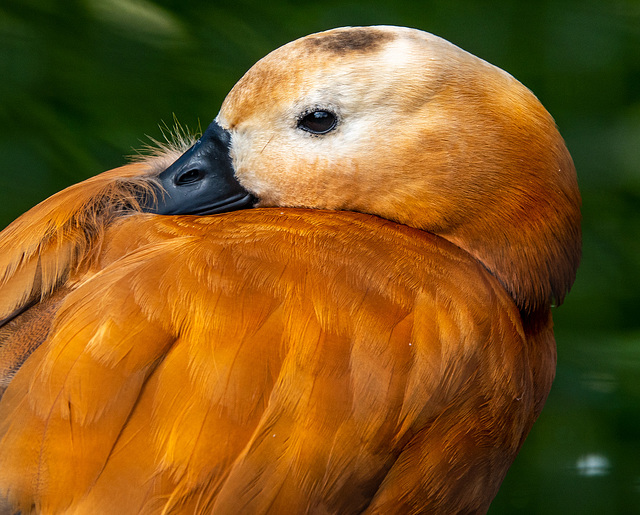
(152, 26), (581, 315)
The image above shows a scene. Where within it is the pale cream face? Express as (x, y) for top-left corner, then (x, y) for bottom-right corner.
(214, 26), (581, 312)
(216, 27), (493, 230)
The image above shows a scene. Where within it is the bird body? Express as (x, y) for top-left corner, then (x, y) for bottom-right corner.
(0, 26), (580, 514)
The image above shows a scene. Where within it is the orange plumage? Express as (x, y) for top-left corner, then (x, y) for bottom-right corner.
(0, 26), (580, 514)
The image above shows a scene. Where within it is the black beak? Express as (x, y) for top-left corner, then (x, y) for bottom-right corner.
(144, 120), (256, 215)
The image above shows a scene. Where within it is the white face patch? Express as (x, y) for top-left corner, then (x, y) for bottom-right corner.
(220, 34), (443, 207)
(217, 26), (510, 213)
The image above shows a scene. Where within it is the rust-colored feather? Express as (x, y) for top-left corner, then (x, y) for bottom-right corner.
(0, 163), (152, 322)
(0, 210), (546, 514)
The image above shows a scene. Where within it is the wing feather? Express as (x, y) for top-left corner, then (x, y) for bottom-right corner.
(0, 209), (542, 514)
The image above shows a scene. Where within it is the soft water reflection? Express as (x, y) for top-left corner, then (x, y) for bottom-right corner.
(576, 454), (611, 477)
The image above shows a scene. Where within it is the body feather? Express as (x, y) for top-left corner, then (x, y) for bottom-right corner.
(1, 208), (549, 514)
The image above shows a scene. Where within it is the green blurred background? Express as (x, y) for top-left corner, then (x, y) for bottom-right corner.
(1, 0), (638, 513)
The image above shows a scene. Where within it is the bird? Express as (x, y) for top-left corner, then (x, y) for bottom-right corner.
(0, 26), (581, 514)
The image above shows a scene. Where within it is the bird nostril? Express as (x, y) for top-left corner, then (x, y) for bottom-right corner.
(175, 168), (204, 186)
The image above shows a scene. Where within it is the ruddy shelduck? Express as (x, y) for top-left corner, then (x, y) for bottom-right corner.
(0, 26), (581, 514)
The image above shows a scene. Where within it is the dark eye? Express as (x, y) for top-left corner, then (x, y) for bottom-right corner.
(298, 110), (337, 134)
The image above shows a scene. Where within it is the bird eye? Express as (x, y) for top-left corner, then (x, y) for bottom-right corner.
(175, 168), (204, 185)
(298, 110), (337, 134)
